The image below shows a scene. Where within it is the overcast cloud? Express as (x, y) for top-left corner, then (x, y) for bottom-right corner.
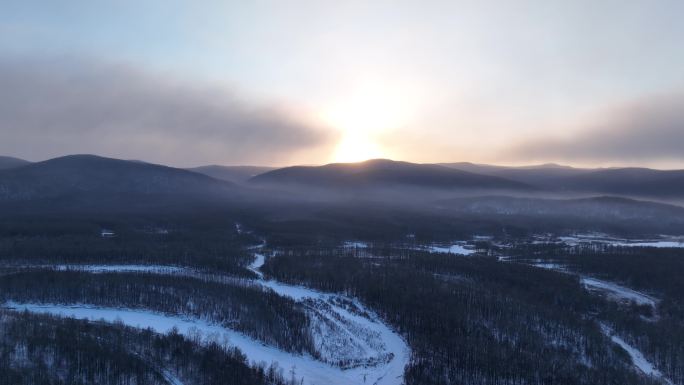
(507, 93), (684, 167)
(0, 56), (333, 166)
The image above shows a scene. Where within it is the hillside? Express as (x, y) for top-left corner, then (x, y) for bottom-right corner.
(442, 162), (684, 198)
(0, 154), (234, 204)
(188, 165), (275, 183)
(250, 159), (532, 191)
(0, 156), (31, 170)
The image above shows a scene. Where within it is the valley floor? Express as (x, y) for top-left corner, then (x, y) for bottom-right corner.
(3, 255), (410, 385)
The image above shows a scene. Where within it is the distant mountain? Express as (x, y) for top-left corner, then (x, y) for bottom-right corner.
(441, 162), (684, 198)
(0, 156), (31, 170)
(441, 195), (684, 221)
(558, 168), (684, 198)
(440, 162), (590, 184)
(188, 165), (275, 184)
(441, 161), (582, 173)
(250, 159), (532, 191)
(0, 155), (234, 204)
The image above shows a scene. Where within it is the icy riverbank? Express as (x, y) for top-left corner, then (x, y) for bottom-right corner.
(4, 254), (410, 385)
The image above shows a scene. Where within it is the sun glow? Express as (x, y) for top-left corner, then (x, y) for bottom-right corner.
(322, 80), (419, 163)
(332, 132), (383, 163)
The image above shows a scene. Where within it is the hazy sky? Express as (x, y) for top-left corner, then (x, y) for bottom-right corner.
(2, 0), (684, 167)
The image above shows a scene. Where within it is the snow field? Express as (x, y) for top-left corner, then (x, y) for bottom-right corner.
(600, 324), (672, 384)
(5, 255), (411, 385)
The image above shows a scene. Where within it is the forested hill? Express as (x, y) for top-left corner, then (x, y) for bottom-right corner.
(0, 154), (236, 207)
(250, 159), (533, 191)
(0, 156), (30, 170)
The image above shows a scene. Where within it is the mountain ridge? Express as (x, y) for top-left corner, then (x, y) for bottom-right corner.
(0, 156), (31, 170)
(250, 159), (534, 191)
(0, 154), (234, 203)
(188, 165), (275, 184)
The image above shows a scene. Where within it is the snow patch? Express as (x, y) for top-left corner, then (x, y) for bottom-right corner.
(581, 278), (658, 308)
(343, 241), (369, 249)
(600, 324), (672, 384)
(53, 264), (185, 274)
(247, 253), (265, 279)
(6, 256), (411, 385)
(162, 370), (185, 385)
(417, 243), (476, 255)
(4, 303), (402, 385)
(556, 234), (684, 248)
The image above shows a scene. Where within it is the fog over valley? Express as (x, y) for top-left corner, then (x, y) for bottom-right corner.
(2, 1), (684, 385)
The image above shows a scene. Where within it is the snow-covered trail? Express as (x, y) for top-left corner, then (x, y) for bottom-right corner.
(522, 261), (659, 309)
(4, 254), (410, 385)
(513, 259), (671, 383)
(161, 370), (185, 385)
(580, 277), (658, 308)
(600, 324), (673, 384)
(248, 253), (410, 384)
(5, 303), (395, 385)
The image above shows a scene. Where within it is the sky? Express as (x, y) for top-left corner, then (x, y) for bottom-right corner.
(2, 0), (684, 168)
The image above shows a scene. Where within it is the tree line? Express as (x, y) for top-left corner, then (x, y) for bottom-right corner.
(0, 270), (315, 356)
(0, 309), (298, 385)
(262, 247), (660, 385)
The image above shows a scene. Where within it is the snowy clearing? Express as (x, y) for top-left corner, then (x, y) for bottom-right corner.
(600, 324), (672, 384)
(249, 251), (410, 382)
(52, 264), (186, 274)
(5, 254), (410, 385)
(609, 240), (684, 248)
(343, 241), (370, 249)
(581, 278), (658, 308)
(162, 370), (185, 385)
(247, 253), (265, 279)
(531, 262), (569, 271)
(428, 244), (475, 255)
(520, 260), (658, 309)
(556, 234), (684, 248)
(413, 243), (476, 255)
(4, 301), (407, 385)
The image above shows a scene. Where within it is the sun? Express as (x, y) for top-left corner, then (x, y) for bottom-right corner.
(332, 132), (383, 163)
(321, 85), (406, 163)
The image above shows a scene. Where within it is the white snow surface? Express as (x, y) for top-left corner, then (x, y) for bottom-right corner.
(343, 241), (369, 249)
(52, 264), (186, 274)
(424, 244), (476, 255)
(161, 370), (185, 385)
(531, 262), (568, 271)
(247, 253), (265, 279)
(557, 234), (684, 248)
(6, 255), (410, 385)
(249, 252), (410, 380)
(5, 303), (368, 385)
(610, 241), (684, 248)
(600, 324), (672, 383)
(521, 260), (659, 309)
(581, 278), (658, 308)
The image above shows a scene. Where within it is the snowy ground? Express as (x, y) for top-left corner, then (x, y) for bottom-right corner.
(161, 370), (185, 385)
(52, 264), (186, 274)
(343, 241), (370, 249)
(581, 278), (658, 308)
(247, 253), (265, 279)
(4, 254), (410, 385)
(506, 258), (668, 382)
(514, 260), (659, 310)
(600, 324), (672, 384)
(410, 242), (475, 255)
(5, 302), (383, 385)
(249, 253), (410, 384)
(530, 261), (569, 271)
(426, 244), (476, 255)
(610, 240), (684, 248)
(555, 234), (684, 248)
